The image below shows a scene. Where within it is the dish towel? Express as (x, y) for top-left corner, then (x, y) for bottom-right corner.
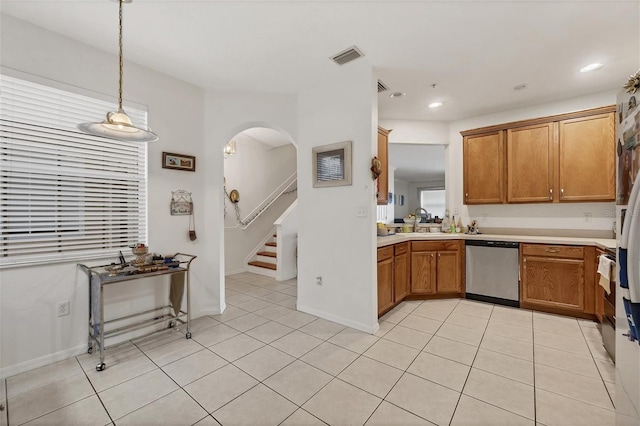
(169, 271), (185, 316)
(90, 274), (101, 336)
(597, 255), (615, 294)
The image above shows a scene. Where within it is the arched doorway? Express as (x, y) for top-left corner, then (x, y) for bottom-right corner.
(221, 125), (300, 314)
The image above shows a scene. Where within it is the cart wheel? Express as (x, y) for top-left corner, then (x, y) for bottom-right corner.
(96, 363), (106, 372)
(168, 321), (175, 328)
(87, 347), (93, 354)
(186, 331), (192, 339)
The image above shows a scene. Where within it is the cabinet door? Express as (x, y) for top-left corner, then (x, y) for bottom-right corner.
(378, 258), (394, 316)
(377, 127), (390, 205)
(463, 131), (504, 204)
(507, 123), (554, 203)
(436, 251), (461, 293)
(521, 255), (585, 311)
(394, 253), (409, 302)
(411, 252), (436, 294)
(559, 113), (615, 202)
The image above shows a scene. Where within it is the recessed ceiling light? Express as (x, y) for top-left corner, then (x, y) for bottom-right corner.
(580, 63), (604, 73)
(428, 102), (443, 108)
(390, 92), (405, 98)
(513, 83), (528, 91)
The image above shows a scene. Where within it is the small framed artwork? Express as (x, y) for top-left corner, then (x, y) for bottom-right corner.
(389, 193), (393, 204)
(312, 140), (352, 188)
(400, 195), (405, 206)
(163, 152), (196, 172)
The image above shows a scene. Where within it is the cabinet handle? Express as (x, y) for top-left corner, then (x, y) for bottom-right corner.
(465, 193), (469, 202)
(560, 188), (564, 199)
(546, 248), (559, 253)
(549, 188), (553, 200)
(431, 253), (434, 258)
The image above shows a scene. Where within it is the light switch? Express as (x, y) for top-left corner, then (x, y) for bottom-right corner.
(356, 207), (367, 217)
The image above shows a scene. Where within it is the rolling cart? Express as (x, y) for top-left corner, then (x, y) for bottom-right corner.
(78, 253), (196, 371)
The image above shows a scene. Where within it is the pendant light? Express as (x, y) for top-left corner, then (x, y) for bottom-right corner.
(78, 0), (158, 142)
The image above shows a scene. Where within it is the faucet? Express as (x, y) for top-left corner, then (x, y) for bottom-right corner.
(414, 208), (428, 232)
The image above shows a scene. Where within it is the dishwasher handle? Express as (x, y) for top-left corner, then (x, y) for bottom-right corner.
(465, 240), (519, 249)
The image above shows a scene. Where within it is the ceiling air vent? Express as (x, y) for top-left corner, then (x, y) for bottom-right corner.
(331, 46), (364, 66)
(377, 80), (389, 93)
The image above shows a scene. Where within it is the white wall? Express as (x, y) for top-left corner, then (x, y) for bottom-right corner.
(297, 61), (378, 333)
(394, 179), (410, 219)
(0, 15), (207, 375)
(224, 141), (297, 274)
(447, 90), (618, 232)
(379, 119), (449, 145)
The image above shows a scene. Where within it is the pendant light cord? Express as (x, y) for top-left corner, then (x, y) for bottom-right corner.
(118, 0), (124, 110)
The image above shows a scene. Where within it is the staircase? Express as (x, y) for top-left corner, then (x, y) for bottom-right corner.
(247, 234), (278, 277)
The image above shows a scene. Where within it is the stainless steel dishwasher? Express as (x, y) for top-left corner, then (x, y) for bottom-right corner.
(465, 240), (520, 307)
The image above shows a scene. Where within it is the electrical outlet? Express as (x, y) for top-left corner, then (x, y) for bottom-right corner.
(57, 300), (70, 317)
(584, 212), (592, 223)
(356, 207), (367, 218)
(482, 213), (488, 223)
(316, 276), (322, 286)
(453, 207), (459, 215)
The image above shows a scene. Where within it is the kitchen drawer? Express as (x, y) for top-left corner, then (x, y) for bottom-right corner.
(521, 243), (584, 259)
(378, 246), (394, 262)
(412, 240), (461, 253)
(395, 242), (409, 256)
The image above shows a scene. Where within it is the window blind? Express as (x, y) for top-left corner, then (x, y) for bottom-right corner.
(0, 74), (148, 267)
(316, 149), (345, 182)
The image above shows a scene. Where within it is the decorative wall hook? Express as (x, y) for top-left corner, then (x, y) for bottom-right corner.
(170, 190), (193, 215)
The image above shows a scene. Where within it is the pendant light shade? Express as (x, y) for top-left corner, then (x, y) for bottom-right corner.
(78, 0), (158, 142)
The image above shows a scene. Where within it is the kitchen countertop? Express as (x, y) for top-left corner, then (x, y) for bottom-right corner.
(377, 232), (616, 251)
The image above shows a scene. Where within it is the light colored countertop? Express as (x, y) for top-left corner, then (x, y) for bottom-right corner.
(377, 232), (616, 251)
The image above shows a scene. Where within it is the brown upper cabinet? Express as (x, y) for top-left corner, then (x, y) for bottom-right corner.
(377, 127), (390, 205)
(558, 113), (615, 202)
(507, 123), (555, 203)
(463, 131), (505, 204)
(461, 106), (615, 204)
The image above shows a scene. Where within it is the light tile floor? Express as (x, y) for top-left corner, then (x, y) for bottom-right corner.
(4, 272), (616, 425)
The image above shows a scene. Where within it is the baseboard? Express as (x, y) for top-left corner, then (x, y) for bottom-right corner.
(296, 304), (379, 335)
(201, 303), (227, 319)
(1, 344), (87, 379)
(225, 268), (245, 277)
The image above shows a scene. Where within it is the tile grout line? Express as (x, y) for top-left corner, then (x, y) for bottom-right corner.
(446, 302), (492, 426)
(578, 321), (616, 408)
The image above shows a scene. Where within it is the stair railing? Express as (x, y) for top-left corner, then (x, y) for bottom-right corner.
(225, 171), (297, 230)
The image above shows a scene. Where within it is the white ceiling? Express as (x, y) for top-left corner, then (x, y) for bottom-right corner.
(389, 143), (445, 183)
(1, 1), (638, 121)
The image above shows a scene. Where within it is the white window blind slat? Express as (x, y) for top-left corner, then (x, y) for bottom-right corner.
(0, 74), (148, 267)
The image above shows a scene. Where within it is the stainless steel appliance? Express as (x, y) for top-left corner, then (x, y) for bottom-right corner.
(616, 82), (640, 424)
(465, 240), (520, 307)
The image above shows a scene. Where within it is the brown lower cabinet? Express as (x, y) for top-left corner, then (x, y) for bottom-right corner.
(394, 243), (410, 301)
(377, 246), (395, 316)
(520, 243), (595, 317)
(411, 240), (463, 295)
(379, 239), (601, 319)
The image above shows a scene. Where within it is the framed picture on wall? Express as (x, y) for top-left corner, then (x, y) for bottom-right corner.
(400, 195), (405, 206)
(312, 140), (352, 188)
(162, 152), (196, 172)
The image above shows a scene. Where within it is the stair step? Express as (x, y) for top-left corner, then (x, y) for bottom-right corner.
(248, 261), (277, 270)
(265, 242), (277, 247)
(257, 251), (277, 258)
